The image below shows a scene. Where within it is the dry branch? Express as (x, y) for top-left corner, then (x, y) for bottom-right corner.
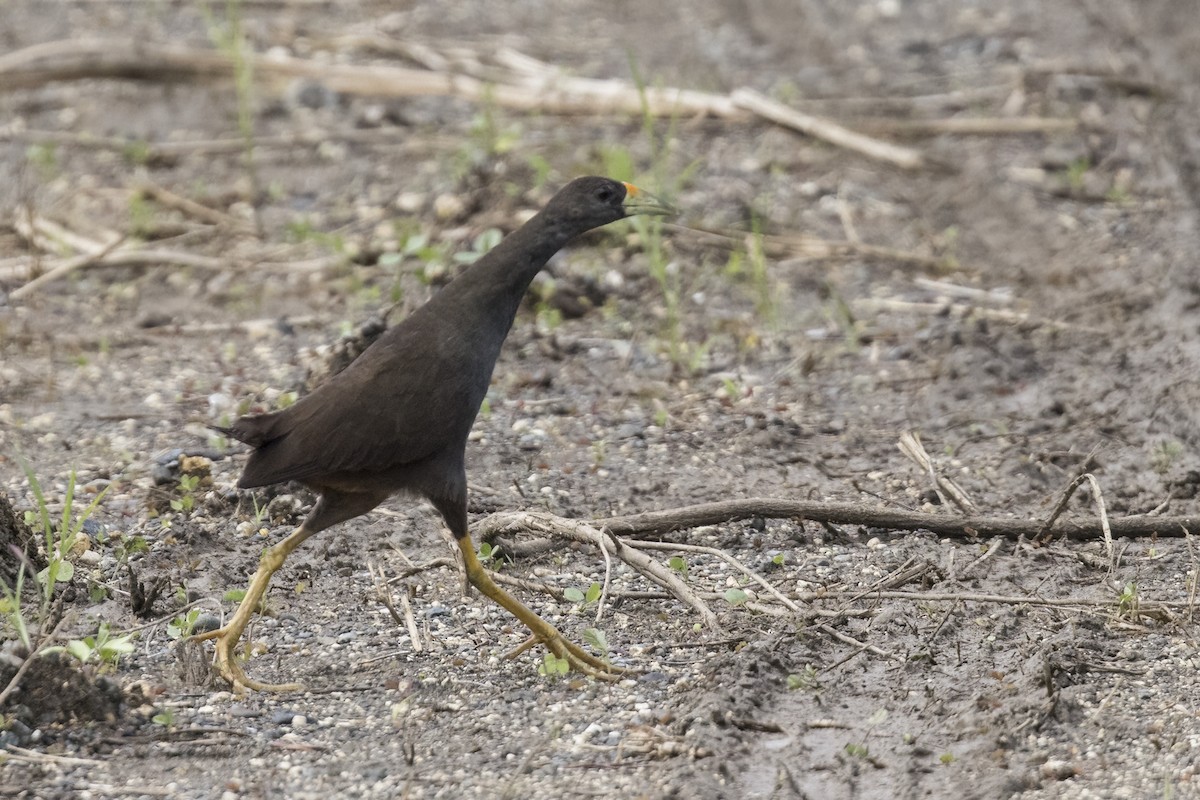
(897, 430), (977, 513)
(581, 497), (1200, 541)
(860, 116), (1078, 137)
(8, 236), (126, 301)
(475, 511), (721, 630)
(854, 297), (1100, 333)
(732, 88), (926, 170)
(794, 588), (1190, 617)
(0, 39), (741, 120)
(674, 224), (955, 273)
(137, 182), (254, 232)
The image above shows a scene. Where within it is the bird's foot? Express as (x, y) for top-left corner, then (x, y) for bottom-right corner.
(506, 630), (628, 681)
(190, 627), (303, 693)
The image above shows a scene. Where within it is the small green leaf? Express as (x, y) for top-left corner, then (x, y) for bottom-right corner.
(539, 653), (569, 677)
(99, 634), (136, 662)
(582, 627), (608, 655)
(476, 228), (503, 252)
(401, 233), (429, 255)
(787, 665), (821, 691)
(585, 582), (603, 604)
(66, 640), (93, 663)
(224, 589), (247, 603)
(563, 587), (585, 603)
(724, 588), (749, 607)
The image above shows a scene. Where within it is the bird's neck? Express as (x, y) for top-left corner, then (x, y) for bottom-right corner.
(440, 211), (572, 320)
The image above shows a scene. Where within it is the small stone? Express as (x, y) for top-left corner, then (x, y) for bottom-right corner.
(434, 193), (465, 221)
(1040, 760), (1077, 780)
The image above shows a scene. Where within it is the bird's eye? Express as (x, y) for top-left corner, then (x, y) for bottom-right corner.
(596, 186), (615, 203)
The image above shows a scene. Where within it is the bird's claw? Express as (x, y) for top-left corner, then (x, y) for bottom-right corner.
(190, 627), (303, 693)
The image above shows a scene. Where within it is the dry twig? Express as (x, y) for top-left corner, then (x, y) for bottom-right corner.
(732, 87), (926, 170)
(476, 512), (721, 630)
(1039, 473), (1113, 562)
(897, 430), (977, 513)
(590, 497), (1200, 542)
(860, 116), (1077, 137)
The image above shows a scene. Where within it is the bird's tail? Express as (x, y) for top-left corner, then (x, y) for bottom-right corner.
(209, 413), (283, 448)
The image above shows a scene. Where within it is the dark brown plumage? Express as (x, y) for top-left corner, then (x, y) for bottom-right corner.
(196, 177), (675, 691)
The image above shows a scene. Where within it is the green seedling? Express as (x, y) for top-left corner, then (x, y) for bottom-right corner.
(167, 609), (203, 640)
(563, 582), (603, 607)
(128, 192), (156, 238)
(667, 555), (688, 580)
(1116, 582), (1139, 620)
(1065, 157), (1090, 193)
(171, 474), (201, 514)
(724, 588), (749, 607)
(203, 0), (263, 234)
(20, 462), (110, 604)
(453, 228), (503, 265)
(478, 541), (503, 570)
(25, 143), (59, 180)
(786, 665), (820, 691)
(538, 652), (569, 678)
(845, 743), (871, 758)
(45, 623), (136, 668)
(0, 565), (32, 650)
(582, 627), (609, 658)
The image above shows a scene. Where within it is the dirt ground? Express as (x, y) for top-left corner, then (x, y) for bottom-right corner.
(4, 1), (1200, 798)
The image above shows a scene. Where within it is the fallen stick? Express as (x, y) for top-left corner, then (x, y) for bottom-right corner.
(137, 182), (254, 232)
(586, 497), (1200, 541)
(732, 87), (926, 170)
(9, 235), (126, 300)
(476, 511), (721, 630)
(0, 39), (742, 120)
(897, 430), (977, 514)
(673, 224), (955, 273)
(795, 588), (1190, 615)
(0, 128), (458, 160)
(853, 297), (1099, 333)
(860, 116), (1078, 136)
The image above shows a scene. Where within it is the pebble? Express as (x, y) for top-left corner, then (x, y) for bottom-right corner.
(1040, 759), (1077, 780)
(434, 193), (465, 221)
(271, 709), (299, 725)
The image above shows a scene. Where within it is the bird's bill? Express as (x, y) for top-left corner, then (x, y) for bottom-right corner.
(621, 182), (677, 217)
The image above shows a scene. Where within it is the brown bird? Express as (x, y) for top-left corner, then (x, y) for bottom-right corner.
(195, 177), (675, 691)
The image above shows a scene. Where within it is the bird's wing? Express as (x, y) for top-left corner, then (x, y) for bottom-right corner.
(237, 333), (477, 488)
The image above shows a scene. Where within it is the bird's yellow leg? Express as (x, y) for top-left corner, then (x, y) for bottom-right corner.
(190, 523), (315, 693)
(457, 534), (625, 680)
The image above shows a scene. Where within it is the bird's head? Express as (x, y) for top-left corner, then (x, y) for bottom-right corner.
(547, 176), (677, 229)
